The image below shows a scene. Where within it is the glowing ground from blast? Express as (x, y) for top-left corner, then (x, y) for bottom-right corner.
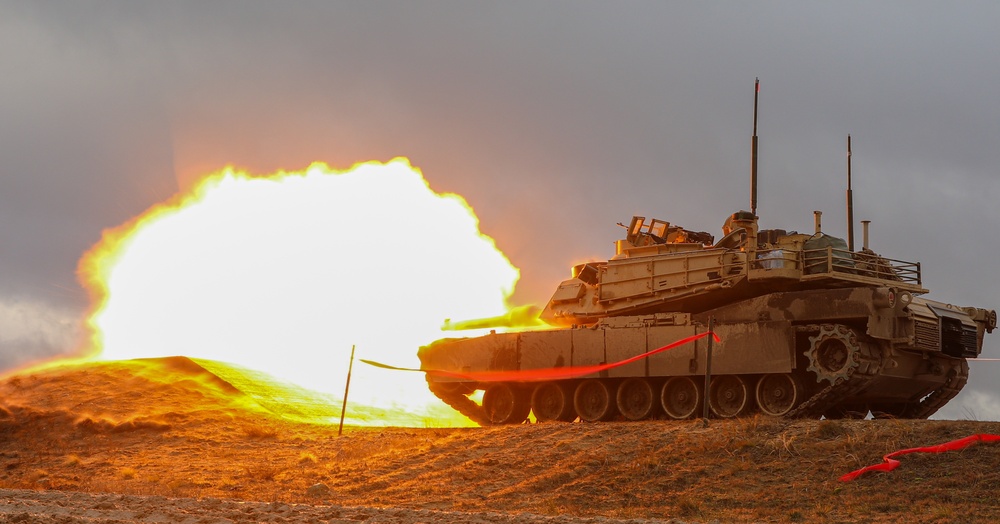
(78, 158), (521, 426)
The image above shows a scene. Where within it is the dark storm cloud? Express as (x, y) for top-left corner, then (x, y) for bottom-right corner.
(1, 1), (998, 416)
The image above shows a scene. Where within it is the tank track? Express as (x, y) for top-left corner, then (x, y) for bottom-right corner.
(786, 324), (883, 419)
(900, 358), (969, 419)
(427, 380), (491, 426)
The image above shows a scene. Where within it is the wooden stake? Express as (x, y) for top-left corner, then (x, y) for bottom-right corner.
(338, 344), (356, 437)
(702, 317), (715, 426)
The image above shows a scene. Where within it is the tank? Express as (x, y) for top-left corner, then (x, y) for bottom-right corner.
(419, 83), (995, 425)
(418, 211), (996, 424)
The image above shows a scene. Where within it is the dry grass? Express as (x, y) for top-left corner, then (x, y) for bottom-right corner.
(1, 360), (999, 522)
(241, 423), (279, 439)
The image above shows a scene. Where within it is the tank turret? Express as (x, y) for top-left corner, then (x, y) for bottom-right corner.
(539, 210), (927, 328)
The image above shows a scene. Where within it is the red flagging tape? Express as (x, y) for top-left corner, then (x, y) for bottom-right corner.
(362, 330), (720, 383)
(839, 433), (1000, 482)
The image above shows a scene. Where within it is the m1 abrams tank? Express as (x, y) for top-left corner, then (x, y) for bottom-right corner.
(419, 212), (996, 424)
(419, 82), (995, 425)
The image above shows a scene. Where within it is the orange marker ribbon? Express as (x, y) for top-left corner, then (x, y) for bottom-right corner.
(362, 330), (720, 383)
(839, 433), (1000, 482)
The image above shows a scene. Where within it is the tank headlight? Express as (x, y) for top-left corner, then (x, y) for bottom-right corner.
(874, 288), (912, 310)
(873, 288), (896, 309)
(896, 291), (912, 310)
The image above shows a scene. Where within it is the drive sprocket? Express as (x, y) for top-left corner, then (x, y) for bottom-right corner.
(805, 324), (861, 385)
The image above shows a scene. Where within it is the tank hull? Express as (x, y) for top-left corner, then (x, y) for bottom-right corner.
(419, 287), (988, 423)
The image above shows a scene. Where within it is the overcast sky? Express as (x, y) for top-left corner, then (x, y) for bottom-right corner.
(2, 1), (998, 418)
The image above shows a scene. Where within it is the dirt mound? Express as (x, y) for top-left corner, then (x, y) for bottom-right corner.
(1, 359), (999, 523)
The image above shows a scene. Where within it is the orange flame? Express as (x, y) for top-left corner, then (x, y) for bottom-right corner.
(76, 158), (522, 426)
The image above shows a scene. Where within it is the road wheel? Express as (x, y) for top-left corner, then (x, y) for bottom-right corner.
(755, 373), (803, 417)
(616, 378), (656, 421)
(661, 376), (702, 420)
(708, 375), (750, 418)
(531, 382), (575, 422)
(574, 379), (617, 422)
(482, 383), (530, 425)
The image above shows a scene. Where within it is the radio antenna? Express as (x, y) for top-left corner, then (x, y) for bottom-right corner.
(846, 135), (855, 251)
(751, 78), (760, 216)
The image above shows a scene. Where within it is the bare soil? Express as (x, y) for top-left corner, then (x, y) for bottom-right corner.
(1, 359), (999, 523)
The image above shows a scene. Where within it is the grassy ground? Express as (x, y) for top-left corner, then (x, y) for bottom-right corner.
(1, 360), (998, 523)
